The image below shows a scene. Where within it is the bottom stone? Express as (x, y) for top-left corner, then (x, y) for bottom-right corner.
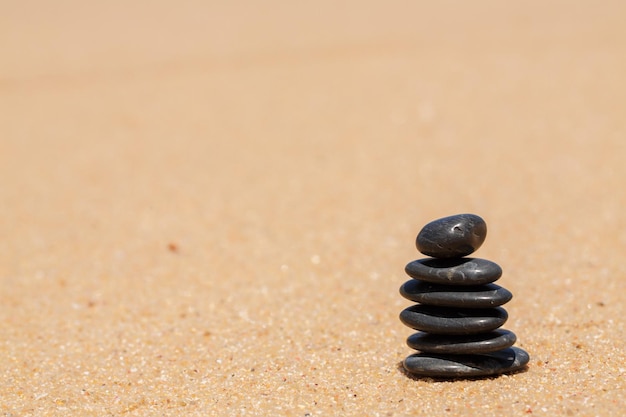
(403, 347), (529, 378)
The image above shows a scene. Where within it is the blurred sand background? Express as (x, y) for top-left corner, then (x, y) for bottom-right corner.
(1, 1), (625, 415)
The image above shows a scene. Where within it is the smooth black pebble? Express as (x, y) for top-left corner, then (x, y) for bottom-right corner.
(416, 214), (487, 258)
(403, 347), (530, 378)
(400, 279), (512, 308)
(404, 258), (502, 286)
(399, 305), (508, 335)
(406, 329), (516, 354)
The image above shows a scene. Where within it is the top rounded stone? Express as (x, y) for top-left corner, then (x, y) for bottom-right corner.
(416, 214), (487, 258)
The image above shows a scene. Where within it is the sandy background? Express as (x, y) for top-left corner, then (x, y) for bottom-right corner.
(1, 1), (626, 415)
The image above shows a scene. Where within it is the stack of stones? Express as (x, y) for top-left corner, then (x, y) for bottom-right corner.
(399, 214), (529, 378)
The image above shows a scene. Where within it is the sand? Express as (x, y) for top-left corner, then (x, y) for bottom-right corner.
(1, 1), (625, 415)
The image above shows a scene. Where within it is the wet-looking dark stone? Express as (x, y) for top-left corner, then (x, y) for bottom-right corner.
(416, 213), (487, 259)
(400, 280), (512, 308)
(403, 347), (529, 378)
(399, 305), (508, 335)
(406, 329), (516, 354)
(405, 258), (502, 286)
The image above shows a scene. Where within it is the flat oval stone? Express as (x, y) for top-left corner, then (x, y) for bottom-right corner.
(406, 329), (516, 354)
(405, 258), (502, 286)
(403, 346), (530, 378)
(416, 214), (487, 258)
(399, 305), (508, 335)
(399, 279), (512, 308)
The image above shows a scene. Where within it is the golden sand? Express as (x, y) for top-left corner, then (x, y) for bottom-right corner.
(1, 1), (625, 415)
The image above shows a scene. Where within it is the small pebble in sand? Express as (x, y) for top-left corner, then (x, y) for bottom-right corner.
(416, 213), (487, 258)
(404, 258), (502, 286)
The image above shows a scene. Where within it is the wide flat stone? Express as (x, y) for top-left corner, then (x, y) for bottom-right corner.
(403, 347), (530, 378)
(416, 214), (487, 258)
(405, 258), (502, 286)
(406, 329), (516, 354)
(399, 305), (508, 335)
(399, 279), (512, 308)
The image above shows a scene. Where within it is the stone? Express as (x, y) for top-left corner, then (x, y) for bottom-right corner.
(406, 329), (516, 354)
(403, 346), (530, 378)
(404, 258), (502, 286)
(416, 213), (487, 258)
(399, 279), (512, 308)
(399, 305), (508, 335)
